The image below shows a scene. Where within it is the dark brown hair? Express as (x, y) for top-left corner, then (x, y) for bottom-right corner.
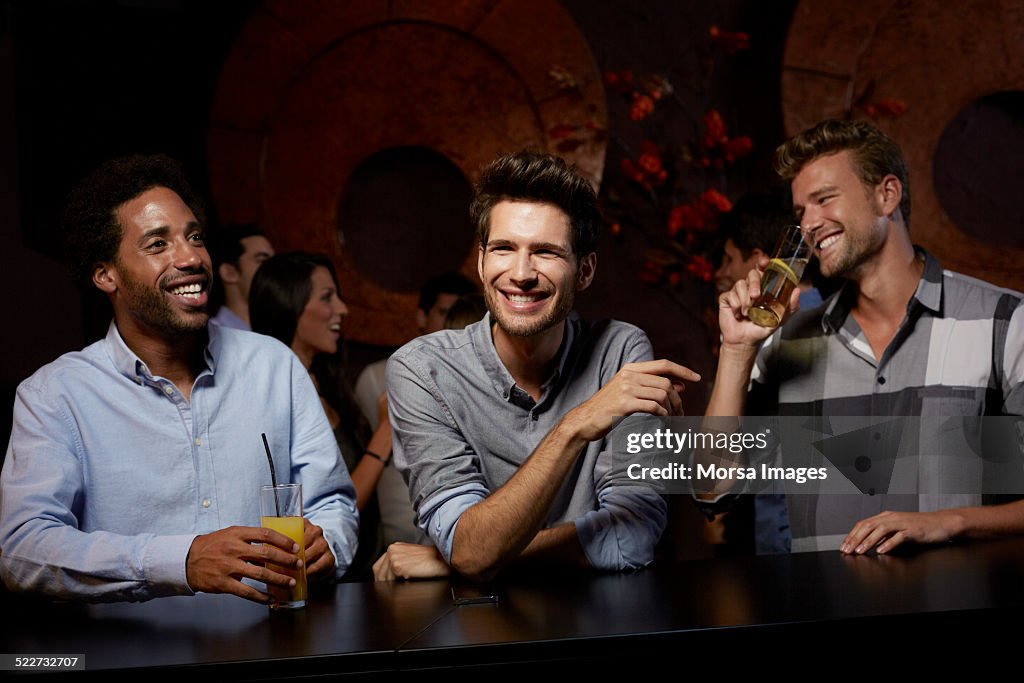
(249, 251), (363, 441)
(470, 151), (599, 258)
(775, 119), (911, 228)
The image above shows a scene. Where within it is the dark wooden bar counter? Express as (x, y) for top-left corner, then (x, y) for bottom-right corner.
(3, 539), (1023, 677)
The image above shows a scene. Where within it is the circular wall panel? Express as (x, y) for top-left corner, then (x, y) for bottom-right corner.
(208, 1), (607, 345)
(781, 0), (1024, 291)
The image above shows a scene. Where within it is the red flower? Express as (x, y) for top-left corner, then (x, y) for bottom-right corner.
(604, 69), (634, 93)
(686, 255), (714, 282)
(722, 136), (753, 161)
(639, 259), (662, 284)
(640, 74), (673, 101)
(629, 93), (655, 121)
(668, 204), (704, 235)
(701, 188), (733, 213)
(667, 206), (684, 235)
(668, 272), (682, 287)
(622, 143), (669, 189)
(638, 151), (662, 175)
(709, 26), (750, 54)
(703, 109), (727, 149)
(621, 161), (648, 189)
(668, 191), (732, 237)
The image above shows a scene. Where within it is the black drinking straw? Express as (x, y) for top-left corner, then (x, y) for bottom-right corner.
(262, 433), (281, 516)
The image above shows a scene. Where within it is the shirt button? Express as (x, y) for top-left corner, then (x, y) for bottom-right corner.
(164, 385), (175, 395)
(202, 499), (211, 508)
(194, 438), (202, 446)
(877, 376), (886, 385)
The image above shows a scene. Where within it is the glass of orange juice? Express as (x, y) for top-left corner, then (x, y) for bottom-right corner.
(258, 483), (308, 609)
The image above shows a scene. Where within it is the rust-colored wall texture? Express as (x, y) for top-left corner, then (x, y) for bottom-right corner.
(208, 1), (607, 348)
(782, 0), (1024, 291)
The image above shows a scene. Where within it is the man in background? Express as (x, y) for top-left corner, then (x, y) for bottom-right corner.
(715, 192), (824, 309)
(208, 223), (275, 330)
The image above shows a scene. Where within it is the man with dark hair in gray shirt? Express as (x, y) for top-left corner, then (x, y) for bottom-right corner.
(373, 151), (699, 581)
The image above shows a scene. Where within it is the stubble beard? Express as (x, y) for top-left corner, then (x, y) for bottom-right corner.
(819, 224), (883, 280)
(120, 268), (210, 337)
(484, 285), (574, 339)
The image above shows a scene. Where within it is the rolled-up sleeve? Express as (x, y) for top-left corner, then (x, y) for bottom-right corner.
(575, 485), (666, 570)
(386, 351), (491, 563)
(583, 329), (667, 569)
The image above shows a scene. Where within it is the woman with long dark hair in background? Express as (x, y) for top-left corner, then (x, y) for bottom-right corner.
(249, 251), (390, 578)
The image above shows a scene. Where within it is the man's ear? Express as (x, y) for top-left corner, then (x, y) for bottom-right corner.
(219, 262), (240, 285)
(576, 252), (597, 291)
(746, 248), (768, 273)
(876, 174), (903, 218)
(92, 262), (118, 294)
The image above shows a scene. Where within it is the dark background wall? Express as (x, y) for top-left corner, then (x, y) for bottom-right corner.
(2, 1), (795, 440)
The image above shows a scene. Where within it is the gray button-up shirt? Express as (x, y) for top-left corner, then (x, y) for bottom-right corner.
(386, 312), (667, 570)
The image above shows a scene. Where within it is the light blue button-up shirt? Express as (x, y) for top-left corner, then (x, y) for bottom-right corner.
(0, 322), (358, 602)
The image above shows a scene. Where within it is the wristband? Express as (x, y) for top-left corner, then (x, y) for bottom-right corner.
(364, 449), (390, 465)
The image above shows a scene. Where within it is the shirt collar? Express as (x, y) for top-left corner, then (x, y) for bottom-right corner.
(104, 320), (216, 383)
(913, 246), (943, 314)
(211, 306), (249, 330)
(821, 245), (942, 334)
(470, 311), (579, 401)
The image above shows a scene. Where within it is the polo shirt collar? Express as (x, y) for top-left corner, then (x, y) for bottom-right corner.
(471, 311), (578, 402)
(821, 245), (942, 334)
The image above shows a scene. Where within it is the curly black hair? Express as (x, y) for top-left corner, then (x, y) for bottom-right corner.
(62, 154), (206, 290)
